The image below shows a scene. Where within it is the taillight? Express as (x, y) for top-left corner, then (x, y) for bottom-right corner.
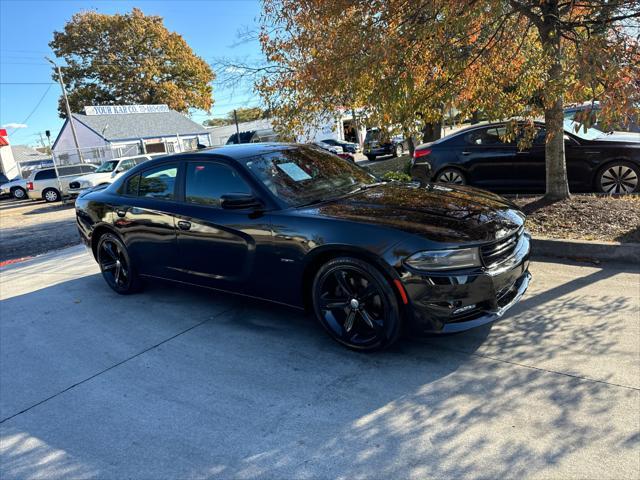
(413, 148), (432, 159)
(27, 182), (34, 190)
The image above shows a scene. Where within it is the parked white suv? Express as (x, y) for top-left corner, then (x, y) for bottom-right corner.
(26, 164), (97, 202)
(68, 155), (153, 196)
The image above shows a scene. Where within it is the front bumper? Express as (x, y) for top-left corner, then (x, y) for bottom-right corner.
(402, 232), (531, 333)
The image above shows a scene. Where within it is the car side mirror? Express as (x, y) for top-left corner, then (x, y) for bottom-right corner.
(221, 193), (263, 210)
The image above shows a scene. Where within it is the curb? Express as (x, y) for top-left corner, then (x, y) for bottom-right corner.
(531, 237), (640, 264)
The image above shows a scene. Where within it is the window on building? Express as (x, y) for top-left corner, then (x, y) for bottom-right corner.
(182, 138), (198, 151)
(138, 164), (177, 200)
(145, 142), (167, 154)
(185, 162), (251, 207)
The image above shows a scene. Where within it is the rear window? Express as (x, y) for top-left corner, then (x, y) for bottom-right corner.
(34, 169), (56, 180)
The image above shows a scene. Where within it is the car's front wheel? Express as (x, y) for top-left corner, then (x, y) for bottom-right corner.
(42, 188), (61, 202)
(97, 233), (142, 294)
(366, 154), (376, 162)
(596, 162), (639, 194)
(11, 187), (26, 199)
(312, 257), (402, 351)
(436, 168), (466, 185)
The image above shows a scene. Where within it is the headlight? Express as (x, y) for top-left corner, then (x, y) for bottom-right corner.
(80, 181), (92, 188)
(404, 248), (481, 271)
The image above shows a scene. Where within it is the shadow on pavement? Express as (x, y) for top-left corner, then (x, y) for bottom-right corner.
(1, 263), (638, 479)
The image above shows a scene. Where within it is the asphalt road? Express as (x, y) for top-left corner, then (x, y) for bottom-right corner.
(0, 246), (638, 479)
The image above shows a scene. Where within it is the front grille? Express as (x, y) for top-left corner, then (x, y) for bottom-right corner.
(481, 229), (522, 267)
(69, 181), (80, 189)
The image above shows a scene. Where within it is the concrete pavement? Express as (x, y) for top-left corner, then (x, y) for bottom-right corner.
(1, 246), (638, 479)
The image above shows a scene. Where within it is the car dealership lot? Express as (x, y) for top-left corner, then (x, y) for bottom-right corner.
(1, 246), (638, 479)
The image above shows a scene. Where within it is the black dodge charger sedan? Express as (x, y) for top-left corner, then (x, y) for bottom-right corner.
(411, 120), (640, 193)
(76, 144), (531, 351)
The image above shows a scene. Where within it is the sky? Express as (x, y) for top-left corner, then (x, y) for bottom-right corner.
(0, 0), (263, 147)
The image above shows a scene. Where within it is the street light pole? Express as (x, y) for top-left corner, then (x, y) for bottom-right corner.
(45, 57), (84, 163)
(233, 109), (240, 143)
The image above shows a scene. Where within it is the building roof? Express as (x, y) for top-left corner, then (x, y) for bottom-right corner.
(72, 110), (210, 142)
(11, 144), (52, 163)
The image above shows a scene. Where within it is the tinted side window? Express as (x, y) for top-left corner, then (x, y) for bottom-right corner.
(35, 169), (56, 180)
(60, 166), (82, 176)
(125, 174), (140, 196)
(185, 162), (251, 207)
(138, 164), (177, 200)
(465, 127), (512, 145)
(80, 165), (96, 173)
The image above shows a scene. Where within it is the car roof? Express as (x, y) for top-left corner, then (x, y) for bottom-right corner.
(174, 143), (300, 161)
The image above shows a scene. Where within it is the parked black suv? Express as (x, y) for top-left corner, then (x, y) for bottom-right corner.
(363, 128), (406, 161)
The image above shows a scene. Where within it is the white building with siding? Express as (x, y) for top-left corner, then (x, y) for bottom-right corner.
(52, 106), (212, 164)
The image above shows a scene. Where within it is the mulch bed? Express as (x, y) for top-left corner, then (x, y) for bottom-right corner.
(511, 194), (640, 243)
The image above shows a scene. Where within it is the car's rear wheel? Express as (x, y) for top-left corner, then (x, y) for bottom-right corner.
(312, 257), (402, 351)
(393, 144), (404, 157)
(97, 233), (141, 294)
(436, 168), (466, 185)
(596, 162), (639, 194)
(11, 187), (26, 199)
(42, 188), (61, 202)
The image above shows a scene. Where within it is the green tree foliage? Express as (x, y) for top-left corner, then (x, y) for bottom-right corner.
(49, 8), (214, 117)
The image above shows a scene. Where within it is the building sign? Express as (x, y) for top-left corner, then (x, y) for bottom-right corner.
(84, 104), (170, 116)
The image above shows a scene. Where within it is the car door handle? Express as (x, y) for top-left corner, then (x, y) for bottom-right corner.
(461, 151), (471, 155)
(115, 208), (127, 217)
(177, 220), (191, 231)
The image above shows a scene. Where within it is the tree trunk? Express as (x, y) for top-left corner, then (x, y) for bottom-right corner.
(421, 122), (442, 143)
(405, 133), (415, 157)
(540, 4), (570, 200)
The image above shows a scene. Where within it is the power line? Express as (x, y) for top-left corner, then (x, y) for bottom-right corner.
(5, 83), (54, 135)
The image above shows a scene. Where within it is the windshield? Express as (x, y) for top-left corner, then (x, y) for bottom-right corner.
(95, 160), (119, 173)
(563, 120), (604, 141)
(245, 146), (378, 206)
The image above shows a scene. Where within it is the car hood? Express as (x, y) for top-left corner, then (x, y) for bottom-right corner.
(72, 172), (112, 185)
(300, 183), (525, 244)
(591, 132), (640, 143)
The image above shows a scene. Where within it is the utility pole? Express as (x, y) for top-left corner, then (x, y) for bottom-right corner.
(44, 128), (66, 205)
(233, 109), (240, 143)
(45, 57), (84, 163)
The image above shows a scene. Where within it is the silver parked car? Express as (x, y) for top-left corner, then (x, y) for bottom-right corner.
(0, 176), (28, 199)
(67, 155), (154, 196)
(26, 164), (97, 202)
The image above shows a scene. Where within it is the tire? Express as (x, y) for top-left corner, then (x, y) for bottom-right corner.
(366, 155), (376, 162)
(96, 232), (142, 294)
(596, 161), (639, 194)
(436, 168), (466, 185)
(393, 144), (403, 158)
(11, 187), (26, 199)
(42, 188), (61, 202)
(311, 257), (402, 351)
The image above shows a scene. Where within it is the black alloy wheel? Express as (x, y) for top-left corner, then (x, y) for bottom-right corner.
(312, 257), (402, 351)
(436, 168), (466, 185)
(597, 162), (639, 194)
(97, 233), (141, 294)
